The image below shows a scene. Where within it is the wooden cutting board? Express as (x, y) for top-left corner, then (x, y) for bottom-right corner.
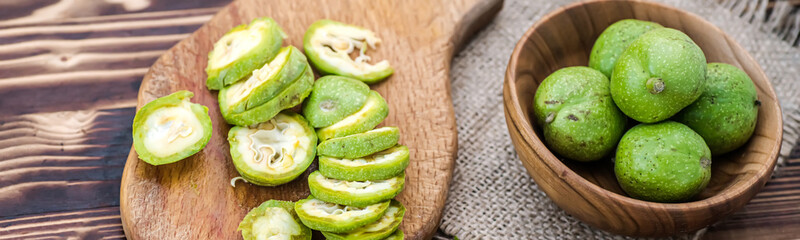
(119, 0), (502, 239)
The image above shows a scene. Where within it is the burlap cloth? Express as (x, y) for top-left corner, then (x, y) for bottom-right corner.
(440, 0), (800, 239)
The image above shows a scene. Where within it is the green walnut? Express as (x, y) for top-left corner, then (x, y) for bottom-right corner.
(304, 19), (393, 84)
(317, 127), (399, 159)
(321, 199), (405, 240)
(674, 63), (759, 155)
(220, 62), (314, 126)
(383, 230), (404, 240)
(207, 17), (285, 90)
(319, 145), (409, 181)
(611, 28), (707, 123)
(228, 111), (317, 186)
(532, 67), (626, 162)
(238, 200), (311, 240)
(317, 90), (389, 141)
(589, 19), (662, 78)
(308, 171), (404, 207)
(303, 75), (370, 128)
(132, 90), (212, 165)
(615, 121), (712, 203)
(294, 197), (390, 233)
(221, 46), (308, 114)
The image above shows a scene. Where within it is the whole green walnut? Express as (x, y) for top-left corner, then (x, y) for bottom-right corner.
(674, 63), (759, 155)
(615, 121), (712, 203)
(589, 19), (663, 78)
(533, 66), (627, 162)
(611, 28), (707, 123)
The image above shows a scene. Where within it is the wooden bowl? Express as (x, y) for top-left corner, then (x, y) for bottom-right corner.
(503, 0), (783, 237)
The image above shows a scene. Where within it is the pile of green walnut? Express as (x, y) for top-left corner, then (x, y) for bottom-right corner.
(533, 19), (760, 203)
(131, 18), (406, 239)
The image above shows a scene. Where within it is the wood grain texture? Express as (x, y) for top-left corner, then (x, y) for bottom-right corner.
(0, 3), (225, 239)
(503, 0), (782, 237)
(120, 0), (503, 239)
(0, 0), (228, 26)
(703, 153), (800, 239)
(0, 207), (125, 240)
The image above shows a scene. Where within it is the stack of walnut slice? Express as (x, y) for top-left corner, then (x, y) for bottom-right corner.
(200, 16), (406, 240)
(294, 75), (408, 239)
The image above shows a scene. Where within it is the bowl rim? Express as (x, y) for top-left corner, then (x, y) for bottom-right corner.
(504, 0), (783, 212)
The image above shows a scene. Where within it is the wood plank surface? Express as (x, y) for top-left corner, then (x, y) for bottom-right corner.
(0, 2), (228, 239)
(0, 0), (797, 239)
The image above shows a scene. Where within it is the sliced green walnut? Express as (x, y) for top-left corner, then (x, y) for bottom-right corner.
(309, 171), (404, 207)
(222, 46), (308, 114)
(317, 90), (389, 141)
(302, 76), (370, 128)
(207, 17), (285, 90)
(238, 200), (311, 240)
(318, 127), (399, 159)
(321, 200), (405, 240)
(220, 62), (314, 126)
(294, 197), (390, 233)
(382, 230), (403, 240)
(304, 20), (393, 84)
(132, 90), (212, 165)
(319, 145), (409, 181)
(228, 111), (317, 186)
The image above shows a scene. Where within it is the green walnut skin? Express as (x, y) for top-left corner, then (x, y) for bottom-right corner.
(238, 200), (312, 240)
(132, 90), (212, 165)
(532, 67), (627, 162)
(611, 28), (707, 123)
(206, 17), (285, 90)
(321, 199), (405, 240)
(317, 127), (399, 159)
(319, 145), (409, 181)
(304, 20), (393, 84)
(294, 197), (390, 233)
(589, 19), (663, 78)
(223, 46), (308, 114)
(220, 62), (314, 126)
(308, 171), (405, 207)
(228, 111), (317, 186)
(383, 230), (403, 240)
(674, 63), (759, 155)
(615, 121), (712, 203)
(303, 75), (370, 128)
(317, 90), (389, 141)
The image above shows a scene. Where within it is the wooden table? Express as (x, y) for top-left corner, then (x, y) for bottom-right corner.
(0, 1), (797, 239)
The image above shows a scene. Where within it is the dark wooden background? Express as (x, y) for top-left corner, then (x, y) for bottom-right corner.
(0, 0), (797, 239)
